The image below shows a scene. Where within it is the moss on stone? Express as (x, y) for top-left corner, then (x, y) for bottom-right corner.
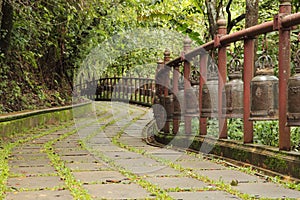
(0, 103), (91, 138)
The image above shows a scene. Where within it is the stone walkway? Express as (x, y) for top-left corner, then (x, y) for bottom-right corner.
(4, 102), (300, 199)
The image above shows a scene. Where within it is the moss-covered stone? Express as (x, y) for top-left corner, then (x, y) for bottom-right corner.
(0, 103), (91, 138)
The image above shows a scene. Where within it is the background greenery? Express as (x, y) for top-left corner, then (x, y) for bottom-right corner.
(2, 0), (299, 113)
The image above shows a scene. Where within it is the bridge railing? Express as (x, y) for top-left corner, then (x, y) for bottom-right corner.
(155, 0), (300, 151)
(78, 77), (155, 107)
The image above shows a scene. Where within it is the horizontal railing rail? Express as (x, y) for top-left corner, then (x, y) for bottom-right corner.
(166, 12), (300, 67)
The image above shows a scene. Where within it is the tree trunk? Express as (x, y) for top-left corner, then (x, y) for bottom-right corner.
(205, 0), (219, 40)
(0, 0), (13, 56)
(246, 0), (259, 28)
(0, 0), (3, 28)
(245, 0), (259, 65)
(205, 0), (225, 41)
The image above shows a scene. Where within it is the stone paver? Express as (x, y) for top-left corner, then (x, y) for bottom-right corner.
(8, 159), (51, 167)
(7, 176), (65, 190)
(195, 169), (261, 183)
(174, 160), (227, 170)
(65, 162), (112, 171)
(169, 191), (241, 200)
(10, 148), (44, 154)
(102, 151), (142, 160)
(235, 182), (300, 198)
(146, 176), (208, 190)
(60, 155), (98, 163)
(6, 190), (73, 200)
(145, 166), (181, 177)
(83, 184), (153, 199)
(72, 171), (126, 183)
(10, 166), (56, 175)
(54, 149), (90, 155)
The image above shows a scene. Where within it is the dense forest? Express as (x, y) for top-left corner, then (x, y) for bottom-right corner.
(0, 0), (299, 113)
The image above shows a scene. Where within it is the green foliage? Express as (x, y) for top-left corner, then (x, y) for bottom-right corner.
(254, 121), (279, 147)
(188, 117), (300, 151)
(207, 118), (219, 137)
(227, 118), (243, 140)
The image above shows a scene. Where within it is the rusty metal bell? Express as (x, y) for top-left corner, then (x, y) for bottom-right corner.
(250, 54), (278, 120)
(287, 49), (300, 126)
(164, 94), (174, 122)
(222, 58), (244, 118)
(185, 86), (199, 117)
(201, 60), (218, 118)
(173, 93), (181, 120)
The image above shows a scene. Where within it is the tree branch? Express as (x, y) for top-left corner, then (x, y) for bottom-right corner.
(205, 0), (218, 40)
(226, 0), (233, 29)
(227, 13), (245, 33)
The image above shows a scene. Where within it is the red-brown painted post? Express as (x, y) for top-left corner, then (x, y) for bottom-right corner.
(155, 59), (164, 100)
(216, 17), (228, 139)
(243, 39), (254, 143)
(122, 79), (125, 100)
(183, 36), (192, 135)
(164, 49), (171, 134)
(134, 78), (137, 101)
(199, 53), (208, 135)
(173, 63), (180, 134)
(278, 0), (291, 150)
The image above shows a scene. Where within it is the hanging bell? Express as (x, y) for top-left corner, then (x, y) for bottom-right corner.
(173, 93), (182, 120)
(250, 54), (278, 120)
(201, 60), (219, 118)
(185, 86), (199, 117)
(164, 93), (174, 122)
(222, 58), (244, 118)
(153, 95), (165, 131)
(287, 49), (300, 126)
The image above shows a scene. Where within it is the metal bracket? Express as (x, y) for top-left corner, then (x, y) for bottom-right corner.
(274, 13), (290, 31)
(273, 14), (281, 30)
(214, 34), (222, 48)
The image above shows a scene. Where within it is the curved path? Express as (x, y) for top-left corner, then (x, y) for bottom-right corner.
(4, 102), (300, 199)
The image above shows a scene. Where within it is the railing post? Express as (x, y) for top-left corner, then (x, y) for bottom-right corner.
(243, 39), (254, 143)
(92, 75), (95, 100)
(183, 36), (192, 135)
(278, 0), (291, 150)
(216, 17), (228, 139)
(143, 79), (147, 103)
(164, 49), (171, 134)
(199, 53), (208, 135)
(173, 63), (180, 134)
(124, 78), (128, 101)
(134, 78), (138, 102)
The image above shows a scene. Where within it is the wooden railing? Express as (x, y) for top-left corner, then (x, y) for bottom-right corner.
(78, 77), (155, 107)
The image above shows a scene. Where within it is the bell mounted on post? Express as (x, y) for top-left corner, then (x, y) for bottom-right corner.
(185, 60), (200, 117)
(201, 57), (219, 118)
(287, 39), (300, 126)
(250, 49), (278, 121)
(223, 55), (244, 118)
(154, 59), (167, 130)
(185, 87), (199, 117)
